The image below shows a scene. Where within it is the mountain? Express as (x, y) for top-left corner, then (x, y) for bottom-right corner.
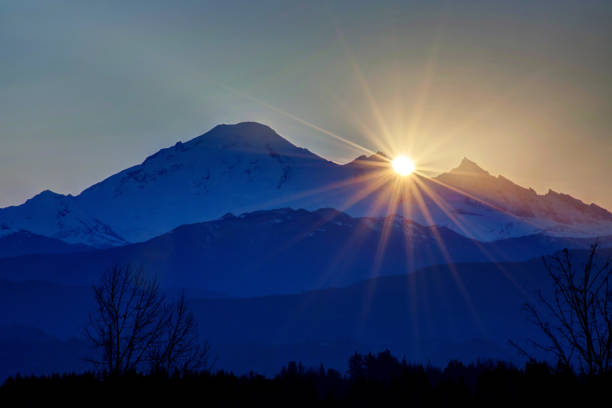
(1, 208), (609, 297)
(1, 122), (611, 247)
(0, 123), (347, 246)
(0, 230), (93, 258)
(436, 158), (612, 237)
(2, 253), (603, 378)
(187, 259), (549, 373)
(73, 122), (347, 242)
(0, 190), (125, 247)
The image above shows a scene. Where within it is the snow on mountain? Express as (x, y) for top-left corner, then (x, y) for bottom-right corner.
(74, 122), (346, 242)
(435, 158), (612, 237)
(0, 190), (125, 247)
(70, 129), (545, 243)
(1, 122), (611, 247)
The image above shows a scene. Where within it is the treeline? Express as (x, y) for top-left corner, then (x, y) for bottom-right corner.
(2, 350), (611, 407)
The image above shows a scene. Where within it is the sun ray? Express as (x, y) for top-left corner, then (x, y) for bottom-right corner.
(421, 172), (544, 232)
(405, 41), (441, 156)
(228, 167), (389, 217)
(407, 178), (488, 335)
(342, 105), (395, 156)
(357, 179), (405, 328)
(198, 50), (541, 337)
(335, 28), (397, 153)
(243, 171), (395, 291)
(411, 175), (533, 298)
(254, 176), (401, 327)
(318, 179), (402, 288)
(371, 180), (404, 276)
(267, 173), (392, 254)
(218, 82), (382, 158)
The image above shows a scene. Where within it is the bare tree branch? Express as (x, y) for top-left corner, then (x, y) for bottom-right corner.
(513, 244), (612, 376)
(86, 266), (211, 375)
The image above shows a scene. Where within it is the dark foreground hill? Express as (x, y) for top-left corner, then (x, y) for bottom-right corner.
(2, 353), (610, 408)
(2, 247), (609, 379)
(7, 251), (612, 378)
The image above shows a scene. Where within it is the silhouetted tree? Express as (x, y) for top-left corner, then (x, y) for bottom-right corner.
(347, 350), (403, 382)
(86, 266), (210, 375)
(348, 352), (365, 380)
(149, 293), (211, 374)
(4, 355), (609, 406)
(512, 244), (612, 375)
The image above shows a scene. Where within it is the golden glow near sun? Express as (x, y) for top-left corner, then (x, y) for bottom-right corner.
(391, 155), (415, 176)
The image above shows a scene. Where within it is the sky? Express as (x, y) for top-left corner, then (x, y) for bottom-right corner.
(1, 0), (611, 209)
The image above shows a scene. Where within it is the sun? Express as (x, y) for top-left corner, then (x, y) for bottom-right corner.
(391, 155), (415, 176)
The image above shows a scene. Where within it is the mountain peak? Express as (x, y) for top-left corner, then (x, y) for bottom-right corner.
(210, 121), (278, 136)
(189, 121), (295, 150)
(346, 151), (389, 169)
(137, 121), (312, 169)
(26, 189), (66, 204)
(451, 157), (490, 176)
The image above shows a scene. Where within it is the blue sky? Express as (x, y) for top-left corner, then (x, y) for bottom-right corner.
(1, 0), (611, 208)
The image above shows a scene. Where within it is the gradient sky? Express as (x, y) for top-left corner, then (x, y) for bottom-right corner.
(1, 0), (611, 209)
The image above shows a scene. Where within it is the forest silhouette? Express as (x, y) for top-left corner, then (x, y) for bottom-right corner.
(2, 350), (611, 407)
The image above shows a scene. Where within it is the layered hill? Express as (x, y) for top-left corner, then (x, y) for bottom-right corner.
(1, 208), (610, 297)
(5, 250), (612, 377)
(0, 231), (92, 258)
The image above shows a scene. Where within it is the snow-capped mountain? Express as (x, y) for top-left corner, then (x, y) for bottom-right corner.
(1, 122), (611, 246)
(73, 122), (346, 242)
(0, 190), (125, 247)
(436, 158), (612, 237)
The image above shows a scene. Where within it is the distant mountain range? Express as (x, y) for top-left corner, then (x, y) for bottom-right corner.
(1, 207), (610, 297)
(1, 122), (611, 248)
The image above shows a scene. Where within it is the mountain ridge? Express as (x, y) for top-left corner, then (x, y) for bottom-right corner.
(1, 122), (610, 246)
(435, 157), (612, 228)
(1, 207), (611, 297)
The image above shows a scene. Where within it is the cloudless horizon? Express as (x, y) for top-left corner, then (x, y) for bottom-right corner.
(1, 0), (611, 209)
